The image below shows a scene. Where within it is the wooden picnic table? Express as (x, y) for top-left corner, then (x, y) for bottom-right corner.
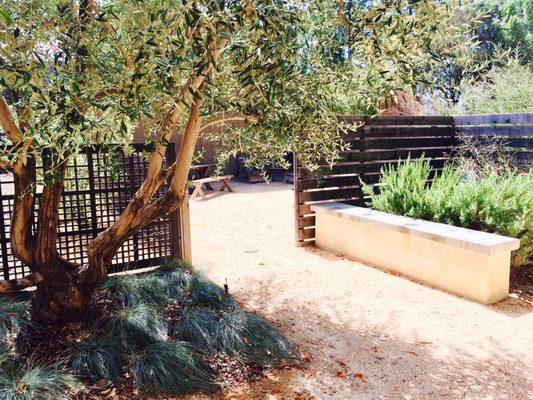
(189, 175), (234, 200)
(190, 163), (216, 190)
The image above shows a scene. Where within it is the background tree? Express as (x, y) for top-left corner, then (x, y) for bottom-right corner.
(476, 0), (533, 62)
(0, 0), (477, 325)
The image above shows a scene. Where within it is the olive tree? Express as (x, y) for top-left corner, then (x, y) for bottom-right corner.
(0, 0), (476, 324)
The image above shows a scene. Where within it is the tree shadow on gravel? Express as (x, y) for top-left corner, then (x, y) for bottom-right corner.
(240, 279), (532, 400)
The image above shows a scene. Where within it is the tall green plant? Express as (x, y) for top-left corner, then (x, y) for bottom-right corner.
(365, 158), (533, 267)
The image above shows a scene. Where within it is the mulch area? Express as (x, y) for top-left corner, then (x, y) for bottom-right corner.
(509, 264), (533, 306)
(14, 288), (292, 400)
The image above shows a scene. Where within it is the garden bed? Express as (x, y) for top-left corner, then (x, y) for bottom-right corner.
(311, 203), (520, 304)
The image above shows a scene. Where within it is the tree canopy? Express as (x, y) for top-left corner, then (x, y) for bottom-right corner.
(0, 0), (479, 323)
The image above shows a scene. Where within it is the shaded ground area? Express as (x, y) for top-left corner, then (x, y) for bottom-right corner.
(188, 182), (533, 400)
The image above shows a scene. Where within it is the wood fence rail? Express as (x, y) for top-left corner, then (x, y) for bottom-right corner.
(294, 113), (533, 246)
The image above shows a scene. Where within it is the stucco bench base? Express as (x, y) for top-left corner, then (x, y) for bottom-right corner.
(311, 203), (520, 305)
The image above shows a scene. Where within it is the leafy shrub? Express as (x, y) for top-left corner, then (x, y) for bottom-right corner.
(457, 58), (533, 114)
(71, 333), (123, 383)
(364, 157), (533, 267)
(133, 341), (217, 395)
(0, 360), (77, 400)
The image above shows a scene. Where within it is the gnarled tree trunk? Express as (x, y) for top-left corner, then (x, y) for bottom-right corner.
(0, 18), (226, 324)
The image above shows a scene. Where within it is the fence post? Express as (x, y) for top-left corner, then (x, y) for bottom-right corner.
(293, 154), (301, 246)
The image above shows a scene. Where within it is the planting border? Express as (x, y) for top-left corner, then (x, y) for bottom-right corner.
(294, 113), (533, 246)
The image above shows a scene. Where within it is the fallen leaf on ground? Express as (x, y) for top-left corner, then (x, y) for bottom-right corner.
(353, 372), (366, 382)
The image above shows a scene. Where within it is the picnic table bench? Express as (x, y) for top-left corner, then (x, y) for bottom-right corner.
(189, 175), (234, 200)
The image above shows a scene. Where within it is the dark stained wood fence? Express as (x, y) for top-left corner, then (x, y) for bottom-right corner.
(294, 113), (533, 246)
(0, 144), (189, 281)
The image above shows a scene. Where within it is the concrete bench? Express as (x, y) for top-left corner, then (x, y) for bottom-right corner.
(189, 175), (233, 200)
(311, 203), (520, 304)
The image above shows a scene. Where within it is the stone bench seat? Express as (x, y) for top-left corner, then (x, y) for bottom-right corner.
(311, 203), (520, 304)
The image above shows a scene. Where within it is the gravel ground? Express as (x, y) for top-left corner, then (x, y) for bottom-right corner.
(189, 182), (533, 400)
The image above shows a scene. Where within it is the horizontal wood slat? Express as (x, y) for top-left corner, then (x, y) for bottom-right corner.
(339, 115), (455, 126)
(353, 137), (456, 150)
(298, 228), (316, 241)
(297, 215), (316, 228)
(344, 126), (455, 139)
(453, 113), (533, 125)
(455, 125), (533, 136)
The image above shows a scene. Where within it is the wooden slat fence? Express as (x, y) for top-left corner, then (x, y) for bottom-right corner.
(294, 113), (533, 246)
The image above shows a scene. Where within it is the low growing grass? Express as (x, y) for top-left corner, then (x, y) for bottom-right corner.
(0, 260), (297, 397)
(133, 341), (217, 394)
(0, 298), (31, 342)
(170, 308), (219, 354)
(104, 273), (183, 307)
(112, 303), (168, 348)
(187, 277), (235, 309)
(363, 157), (533, 267)
(71, 332), (123, 383)
(217, 311), (296, 366)
(0, 359), (77, 400)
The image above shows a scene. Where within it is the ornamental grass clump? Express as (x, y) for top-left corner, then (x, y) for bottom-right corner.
(70, 333), (123, 383)
(170, 308), (219, 354)
(187, 277), (235, 309)
(133, 341), (218, 394)
(111, 303), (168, 348)
(0, 359), (77, 400)
(364, 157), (533, 267)
(216, 311), (296, 366)
(0, 298), (31, 342)
(104, 273), (183, 307)
(0, 261), (296, 397)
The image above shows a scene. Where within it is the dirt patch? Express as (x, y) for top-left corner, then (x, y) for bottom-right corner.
(189, 182), (533, 400)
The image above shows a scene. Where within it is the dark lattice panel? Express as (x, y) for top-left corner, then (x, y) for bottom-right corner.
(0, 145), (180, 280)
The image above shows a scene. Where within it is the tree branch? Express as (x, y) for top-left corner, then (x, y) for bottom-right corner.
(199, 114), (259, 134)
(0, 95), (37, 266)
(0, 96), (24, 144)
(0, 272), (44, 293)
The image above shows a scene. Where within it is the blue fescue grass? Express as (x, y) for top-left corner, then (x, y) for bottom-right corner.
(0, 259), (296, 397)
(133, 341), (218, 395)
(170, 308), (219, 354)
(103, 273), (183, 307)
(187, 277), (235, 309)
(216, 311), (297, 366)
(111, 303), (167, 349)
(172, 308), (297, 366)
(0, 359), (78, 400)
(70, 332), (123, 383)
(239, 313), (297, 366)
(0, 297), (31, 342)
